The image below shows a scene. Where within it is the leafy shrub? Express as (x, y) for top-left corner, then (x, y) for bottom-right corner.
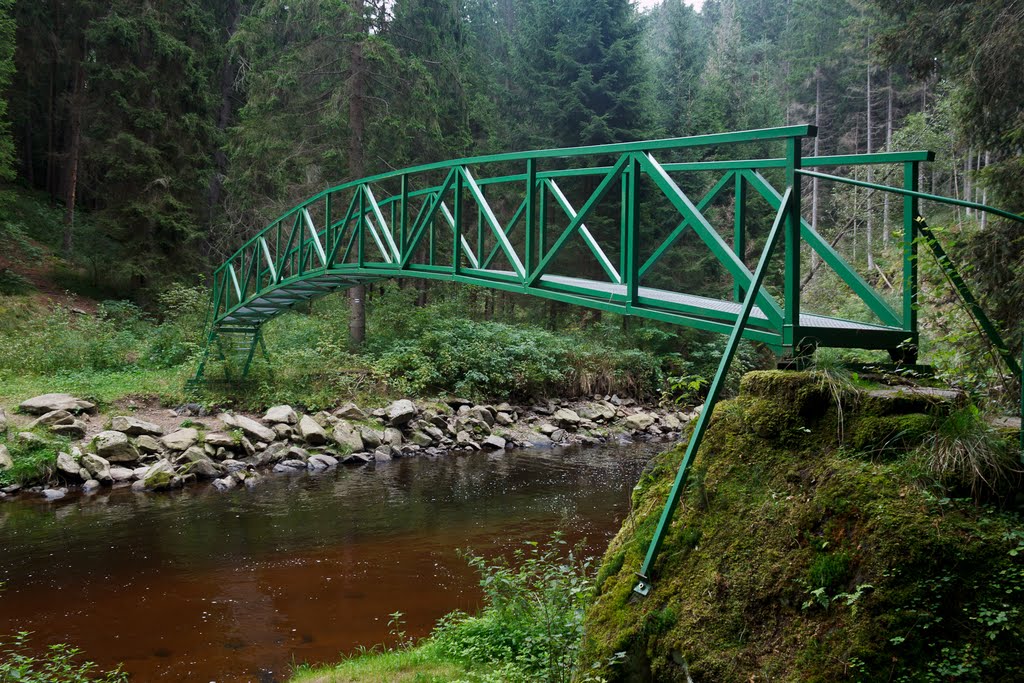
(0, 432), (67, 487)
(432, 534), (598, 683)
(0, 631), (127, 683)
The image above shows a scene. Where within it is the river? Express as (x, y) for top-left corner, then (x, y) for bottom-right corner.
(0, 442), (660, 682)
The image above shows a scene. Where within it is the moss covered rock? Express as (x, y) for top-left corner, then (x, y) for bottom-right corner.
(583, 371), (1023, 682)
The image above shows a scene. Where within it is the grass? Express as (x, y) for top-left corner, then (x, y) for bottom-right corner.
(0, 430), (67, 487)
(0, 367), (189, 410)
(290, 642), (488, 683)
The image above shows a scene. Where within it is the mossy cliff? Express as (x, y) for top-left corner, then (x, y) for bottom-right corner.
(583, 371), (1024, 682)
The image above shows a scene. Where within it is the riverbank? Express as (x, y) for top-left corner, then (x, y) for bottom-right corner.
(0, 391), (691, 501)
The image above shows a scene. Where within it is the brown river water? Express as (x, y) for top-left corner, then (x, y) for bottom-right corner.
(0, 442), (660, 682)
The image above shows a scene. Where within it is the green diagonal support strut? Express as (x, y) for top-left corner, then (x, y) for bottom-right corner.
(634, 188), (792, 597)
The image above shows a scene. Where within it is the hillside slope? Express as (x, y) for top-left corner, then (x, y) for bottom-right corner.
(583, 371), (1024, 682)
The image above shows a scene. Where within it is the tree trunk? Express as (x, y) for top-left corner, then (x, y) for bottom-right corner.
(810, 67), (821, 269)
(205, 0), (242, 254)
(883, 69), (893, 242)
(865, 55), (874, 271)
(347, 0), (367, 348)
(62, 58), (84, 258)
(981, 151), (989, 230)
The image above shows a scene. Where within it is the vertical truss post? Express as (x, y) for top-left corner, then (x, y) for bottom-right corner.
(903, 162), (919, 335)
(476, 182), (484, 263)
(734, 172), (747, 302)
(624, 154), (641, 310)
(525, 159), (537, 277)
(400, 174), (408, 255)
(783, 136), (803, 350)
(453, 169), (464, 275)
(326, 192), (333, 262)
(634, 188), (792, 597)
(620, 167), (629, 279)
(358, 184), (366, 268)
(538, 179), (547, 267)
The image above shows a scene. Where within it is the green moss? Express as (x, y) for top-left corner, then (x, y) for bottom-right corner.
(582, 371), (1024, 682)
(143, 470), (173, 490)
(846, 413), (935, 457)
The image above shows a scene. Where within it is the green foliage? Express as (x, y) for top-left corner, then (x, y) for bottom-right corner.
(0, 431), (66, 487)
(432, 534), (599, 683)
(0, 0), (14, 184)
(0, 631), (127, 683)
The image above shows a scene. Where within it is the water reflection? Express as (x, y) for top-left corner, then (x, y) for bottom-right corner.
(0, 442), (660, 681)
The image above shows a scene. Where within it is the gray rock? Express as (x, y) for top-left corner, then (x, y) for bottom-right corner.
(495, 412), (514, 426)
(136, 434), (164, 454)
(331, 422), (364, 452)
(263, 405), (298, 425)
(308, 453), (339, 470)
(383, 427), (404, 447)
(539, 423), (558, 436)
(16, 431), (45, 446)
(230, 414), (276, 443)
(0, 444), (12, 470)
(110, 416), (164, 437)
(183, 459), (222, 479)
(221, 459), (247, 473)
(29, 409), (75, 429)
(663, 413), (683, 430)
(410, 430), (433, 447)
(359, 426), (383, 449)
(132, 466), (150, 478)
(92, 430), (140, 463)
(286, 446), (311, 462)
(19, 393), (95, 415)
(203, 432), (237, 449)
(272, 424), (294, 440)
(496, 402), (513, 413)
(551, 428), (567, 442)
(84, 479), (102, 493)
(56, 451), (82, 477)
(82, 454), (112, 482)
(468, 406), (495, 426)
(273, 459), (307, 473)
(334, 402), (367, 420)
(51, 420), (87, 439)
(482, 435), (506, 450)
(624, 413), (656, 430)
(456, 430), (472, 444)
(161, 428), (199, 451)
(0, 407), (7, 432)
(373, 446), (393, 462)
(41, 488), (66, 500)
(386, 399), (418, 426)
(141, 459), (175, 490)
(553, 408), (581, 428)
(109, 466), (136, 482)
(212, 476), (236, 491)
(297, 415), (327, 446)
(342, 452), (372, 465)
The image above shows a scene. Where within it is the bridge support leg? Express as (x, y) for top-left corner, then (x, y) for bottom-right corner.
(634, 188), (792, 597)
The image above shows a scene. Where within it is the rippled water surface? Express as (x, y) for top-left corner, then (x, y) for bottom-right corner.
(0, 443), (660, 681)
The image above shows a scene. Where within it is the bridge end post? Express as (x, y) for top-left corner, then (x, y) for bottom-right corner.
(783, 135), (803, 354)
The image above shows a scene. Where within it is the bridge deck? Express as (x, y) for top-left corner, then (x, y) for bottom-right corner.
(221, 270), (896, 337)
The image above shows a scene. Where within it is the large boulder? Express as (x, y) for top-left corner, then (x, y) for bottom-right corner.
(359, 426), (383, 449)
(51, 421), (87, 439)
(307, 453), (339, 470)
(28, 409), (75, 429)
(334, 402), (367, 420)
(297, 415), (327, 446)
(624, 412), (657, 431)
(227, 414), (276, 444)
(482, 435), (507, 450)
(56, 451), (82, 478)
(110, 416), (164, 437)
(263, 405), (298, 425)
(386, 399), (418, 426)
(92, 430), (140, 463)
(142, 459), (176, 490)
(109, 466), (136, 483)
(553, 408), (582, 428)
(161, 428), (199, 451)
(136, 434), (164, 454)
(81, 454), (112, 482)
(332, 422), (364, 452)
(18, 393), (95, 415)
(0, 444), (12, 471)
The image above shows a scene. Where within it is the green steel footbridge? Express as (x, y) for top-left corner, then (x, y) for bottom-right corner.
(193, 125), (1023, 595)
